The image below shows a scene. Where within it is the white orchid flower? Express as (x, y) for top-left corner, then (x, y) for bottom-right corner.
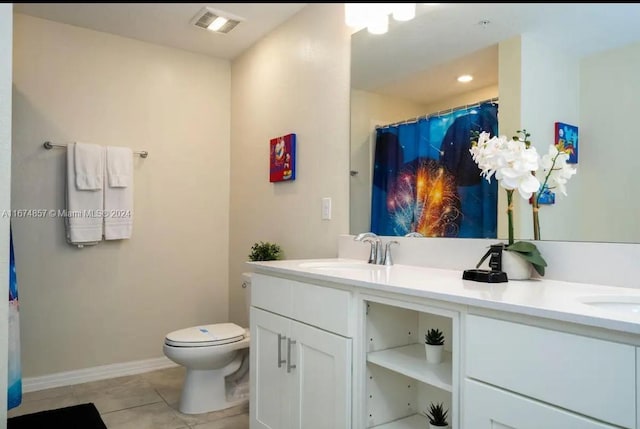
(469, 128), (577, 248)
(477, 131), (491, 146)
(471, 135), (541, 200)
(540, 145), (577, 196)
(498, 169), (541, 199)
(540, 144), (559, 171)
(470, 134), (510, 182)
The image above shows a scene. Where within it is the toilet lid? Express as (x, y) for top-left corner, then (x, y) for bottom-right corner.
(165, 323), (245, 347)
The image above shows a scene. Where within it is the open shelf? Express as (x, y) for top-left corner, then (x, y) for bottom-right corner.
(371, 413), (426, 429)
(367, 343), (452, 392)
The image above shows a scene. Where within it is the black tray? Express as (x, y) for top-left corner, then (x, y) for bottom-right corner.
(462, 269), (508, 283)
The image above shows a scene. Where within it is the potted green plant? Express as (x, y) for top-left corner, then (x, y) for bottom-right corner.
(248, 241), (283, 261)
(424, 402), (449, 429)
(425, 328), (445, 364)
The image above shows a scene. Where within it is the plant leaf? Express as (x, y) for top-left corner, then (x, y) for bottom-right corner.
(532, 263), (545, 276)
(506, 241), (537, 253)
(505, 242), (547, 276)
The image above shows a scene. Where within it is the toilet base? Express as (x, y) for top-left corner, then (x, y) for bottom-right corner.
(178, 354), (246, 414)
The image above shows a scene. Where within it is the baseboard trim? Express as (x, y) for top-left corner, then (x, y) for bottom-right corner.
(23, 356), (178, 393)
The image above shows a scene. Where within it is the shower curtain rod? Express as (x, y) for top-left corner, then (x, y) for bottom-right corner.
(375, 96), (499, 129)
(43, 141), (149, 158)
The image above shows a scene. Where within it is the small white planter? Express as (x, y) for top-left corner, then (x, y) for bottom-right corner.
(429, 424), (448, 429)
(425, 344), (444, 364)
(502, 250), (532, 280)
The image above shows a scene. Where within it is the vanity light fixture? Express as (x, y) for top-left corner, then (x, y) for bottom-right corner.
(191, 7), (242, 34)
(366, 5), (391, 35)
(393, 3), (417, 21)
(457, 74), (474, 83)
(345, 3), (417, 35)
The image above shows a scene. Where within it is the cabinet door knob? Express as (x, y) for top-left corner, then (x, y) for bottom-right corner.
(287, 338), (297, 373)
(277, 334), (287, 368)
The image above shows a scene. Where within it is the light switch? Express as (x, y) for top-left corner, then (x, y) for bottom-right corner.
(322, 197), (332, 220)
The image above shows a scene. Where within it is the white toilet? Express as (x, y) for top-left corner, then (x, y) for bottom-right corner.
(163, 273), (252, 414)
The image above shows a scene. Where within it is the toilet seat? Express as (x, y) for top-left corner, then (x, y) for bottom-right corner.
(165, 323), (245, 347)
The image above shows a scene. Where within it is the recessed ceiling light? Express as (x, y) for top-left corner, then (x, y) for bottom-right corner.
(457, 75), (473, 83)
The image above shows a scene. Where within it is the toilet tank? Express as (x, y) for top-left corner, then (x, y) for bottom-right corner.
(241, 272), (252, 323)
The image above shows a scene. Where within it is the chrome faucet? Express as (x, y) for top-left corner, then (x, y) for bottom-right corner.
(383, 240), (399, 266)
(404, 232), (424, 237)
(354, 232), (382, 264)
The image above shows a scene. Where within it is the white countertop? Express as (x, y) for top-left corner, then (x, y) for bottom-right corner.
(249, 258), (640, 335)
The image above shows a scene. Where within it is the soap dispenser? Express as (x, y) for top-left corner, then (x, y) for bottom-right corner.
(462, 244), (508, 283)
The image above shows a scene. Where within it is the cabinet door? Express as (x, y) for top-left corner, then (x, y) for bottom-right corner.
(289, 318), (352, 429)
(463, 379), (619, 429)
(250, 307), (290, 429)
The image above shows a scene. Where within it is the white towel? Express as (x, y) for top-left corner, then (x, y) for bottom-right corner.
(74, 142), (104, 190)
(65, 143), (103, 245)
(104, 146), (134, 240)
(106, 146), (133, 188)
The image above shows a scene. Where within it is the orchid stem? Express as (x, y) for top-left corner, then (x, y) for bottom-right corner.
(533, 150), (562, 240)
(533, 199), (540, 240)
(507, 189), (514, 246)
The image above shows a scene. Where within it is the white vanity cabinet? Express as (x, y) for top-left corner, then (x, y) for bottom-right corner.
(464, 314), (636, 428)
(251, 261), (640, 429)
(250, 274), (353, 429)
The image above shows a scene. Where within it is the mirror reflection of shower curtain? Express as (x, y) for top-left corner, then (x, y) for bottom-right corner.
(371, 102), (498, 238)
(8, 225), (21, 410)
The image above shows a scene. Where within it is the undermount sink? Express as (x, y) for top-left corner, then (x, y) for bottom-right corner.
(579, 295), (640, 315)
(298, 261), (385, 271)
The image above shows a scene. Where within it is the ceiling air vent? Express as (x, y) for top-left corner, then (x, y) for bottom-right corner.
(191, 7), (242, 34)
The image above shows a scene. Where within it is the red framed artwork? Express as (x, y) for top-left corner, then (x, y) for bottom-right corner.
(269, 133), (296, 182)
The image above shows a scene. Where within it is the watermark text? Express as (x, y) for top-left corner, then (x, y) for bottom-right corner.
(2, 209), (132, 219)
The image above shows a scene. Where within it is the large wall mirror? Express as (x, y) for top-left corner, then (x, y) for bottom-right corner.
(349, 3), (640, 244)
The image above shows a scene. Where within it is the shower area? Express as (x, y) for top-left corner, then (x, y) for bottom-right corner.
(350, 96), (499, 239)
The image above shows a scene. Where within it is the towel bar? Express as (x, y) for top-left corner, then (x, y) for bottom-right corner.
(43, 141), (148, 158)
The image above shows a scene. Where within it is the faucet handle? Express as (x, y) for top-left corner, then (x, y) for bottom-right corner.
(362, 237), (379, 264)
(383, 240), (399, 266)
(354, 232), (378, 241)
(404, 232), (424, 238)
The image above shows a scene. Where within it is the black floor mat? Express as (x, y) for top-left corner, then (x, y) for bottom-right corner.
(8, 403), (107, 429)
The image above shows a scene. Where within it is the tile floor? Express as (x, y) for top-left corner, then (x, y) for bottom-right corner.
(7, 366), (249, 429)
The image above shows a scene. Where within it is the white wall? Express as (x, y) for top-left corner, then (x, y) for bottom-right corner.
(499, 35), (581, 242)
(497, 36), (522, 241)
(0, 3), (12, 424)
(520, 33), (580, 241)
(12, 14), (231, 377)
(578, 41), (640, 242)
(421, 85), (498, 117)
(228, 3), (351, 327)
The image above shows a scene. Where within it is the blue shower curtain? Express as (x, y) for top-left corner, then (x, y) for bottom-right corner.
(371, 102), (498, 238)
(8, 226), (21, 410)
